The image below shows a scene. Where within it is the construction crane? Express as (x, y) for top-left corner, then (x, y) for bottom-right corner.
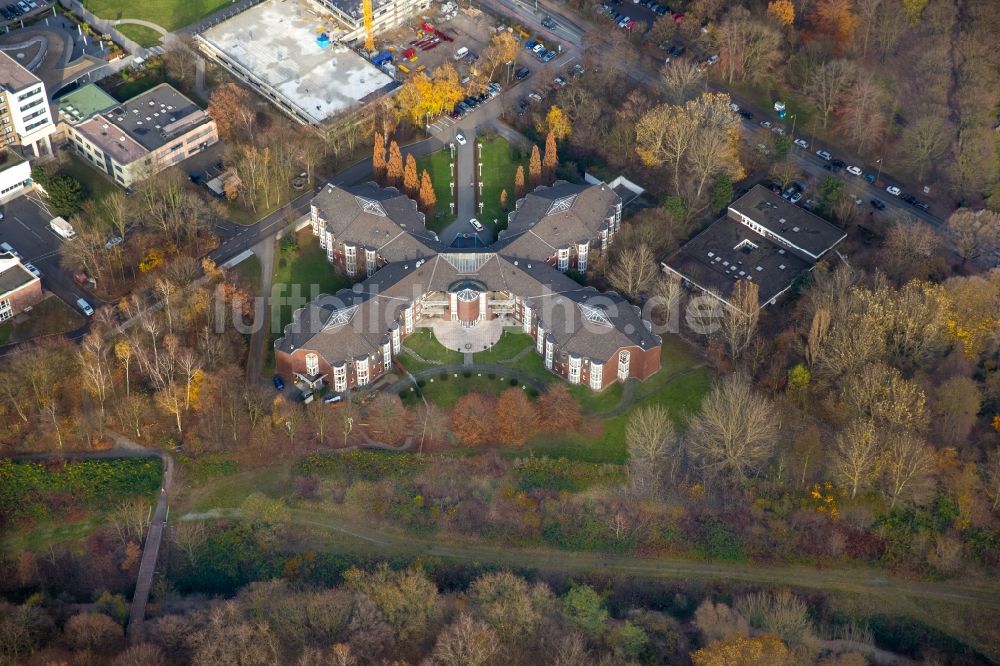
(362, 0), (375, 52)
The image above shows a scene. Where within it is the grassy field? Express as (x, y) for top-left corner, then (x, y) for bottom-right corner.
(84, 0), (232, 31)
(0, 296), (85, 346)
(400, 327), (464, 365)
(415, 148), (455, 234)
(402, 372), (535, 408)
(115, 23), (163, 47)
(230, 255), (261, 293)
(58, 153), (117, 203)
(477, 136), (527, 232)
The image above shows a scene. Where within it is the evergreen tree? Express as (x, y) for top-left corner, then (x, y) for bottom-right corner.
(515, 165), (526, 199)
(500, 188), (508, 211)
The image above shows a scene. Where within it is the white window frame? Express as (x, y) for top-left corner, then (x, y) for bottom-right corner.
(557, 247), (569, 272)
(589, 362), (603, 390)
(355, 357), (370, 387)
(344, 243), (356, 275)
(382, 342), (391, 369)
(522, 304), (532, 333)
(545, 338), (554, 369)
(305, 352), (319, 376)
(391, 326), (401, 354)
(366, 248), (377, 277)
(333, 363), (347, 392)
(536, 326), (545, 354)
(568, 354), (581, 384)
(577, 242), (589, 273)
(617, 349), (631, 381)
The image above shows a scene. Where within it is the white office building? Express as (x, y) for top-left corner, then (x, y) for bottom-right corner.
(0, 52), (55, 158)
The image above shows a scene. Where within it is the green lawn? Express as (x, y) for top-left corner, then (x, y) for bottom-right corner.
(115, 23), (163, 47)
(0, 295), (85, 346)
(472, 328), (531, 363)
(401, 372), (536, 408)
(58, 153), (117, 203)
(477, 136), (527, 233)
(231, 255), (261, 293)
(400, 327), (464, 365)
(84, 0), (233, 31)
(415, 148), (455, 234)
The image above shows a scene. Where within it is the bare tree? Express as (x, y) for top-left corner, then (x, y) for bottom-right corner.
(715, 6), (782, 85)
(685, 374), (779, 485)
(626, 405), (678, 494)
(660, 61), (705, 104)
(881, 431), (934, 508)
(831, 418), (882, 498)
(427, 614), (500, 666)
(805, 59), (855, 129)
(946, 208), (1000, 265)
(608, 243), (659, 300)
(881, 220), (941, 282)
(718, 280), (759, 361)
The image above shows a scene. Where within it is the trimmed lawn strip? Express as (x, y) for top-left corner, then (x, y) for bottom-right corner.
(230, 255), (261, 293)
(116, 23), (163, 47)
(84, 0), (232, 31)
(415, 148), (455, 234)
(478, 136), (527, 232)
(403, 372), (535, 408)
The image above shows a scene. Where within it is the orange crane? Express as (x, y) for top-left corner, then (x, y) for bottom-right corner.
(362, 0), (375, 52)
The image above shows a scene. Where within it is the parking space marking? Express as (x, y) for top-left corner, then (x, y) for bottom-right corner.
(14, 216), (42, 240)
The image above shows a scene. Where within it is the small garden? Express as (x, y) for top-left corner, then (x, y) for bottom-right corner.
(115, 23), (163, 48)
(415, 148), (455, 234)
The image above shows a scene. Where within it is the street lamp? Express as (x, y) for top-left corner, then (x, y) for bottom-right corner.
(875, 158), (883, 184)
(789, 114), (797, 138)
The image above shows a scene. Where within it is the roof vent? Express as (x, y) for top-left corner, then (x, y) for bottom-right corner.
(792, 226), (800, 232)
(779, 218), (786, 224)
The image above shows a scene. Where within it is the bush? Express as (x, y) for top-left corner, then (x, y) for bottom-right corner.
(46, 174), (87, 216)
(509, 378), (518, 386)
(488, 373), (496, 379)
(463, 371), (471, 378)
(513, 457), (624, 492)
(440, 372), (449, 381)
(296, 451), (426, 482)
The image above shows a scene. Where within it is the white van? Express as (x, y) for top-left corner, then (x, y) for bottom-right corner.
(50, 216), (76, 240)
(75, 297), (94, 316)
(454, 46), (469, 60)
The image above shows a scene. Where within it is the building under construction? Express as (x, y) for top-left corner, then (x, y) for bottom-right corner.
(196, 0), (408, 125)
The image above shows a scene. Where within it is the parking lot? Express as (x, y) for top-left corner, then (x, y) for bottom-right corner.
(377, 4), (573, 131)
(0, 191), (96, 320)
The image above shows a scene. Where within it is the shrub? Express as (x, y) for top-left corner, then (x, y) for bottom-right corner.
(295, 451), (425, 482)
(734, 590), (812, 644)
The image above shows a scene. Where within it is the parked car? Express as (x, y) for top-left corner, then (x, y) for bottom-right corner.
(0, 241), (18, 258)
(846, 165), (863, 176)
(739, 110), (753, 120)
(273, 375), (285, 391)
(759, 120), (772, 128)
(704, 54), (719, 66)
(668, 44), (685, 57)
(793, 138), (809, 149)
(470, 218), (484, 232)
(531, 43), (545, 54)
(912, 200), (929, 211)
(790, 192), (803, 204)
(816, 150), (832, 160)
(524, 39), (538, 50)
(515, 67), (530, 80)
(324, 393), (344, 406)
(455, 132), (467, 145)
(830, 159), (845, 170)
(23, 263), (40, 278)
(541, 16), (556, 29)
(771, 126), (785, 135)
(870, 199), (886, 210)
(104, 234), (123, 249)
(886, 185), (901, 196)
(552, 76), (566, 88)
(76, 297), (94, 317)
(541, 50), (557, 62)
(864, 173), (877, 183)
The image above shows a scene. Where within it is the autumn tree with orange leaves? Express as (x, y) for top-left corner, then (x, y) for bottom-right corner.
(373, 131), (387, 183)
(536, 383), (582, 432)
(496, 388), (537, 446)
(451, 392), (497, 446)
(418, 169), (437, 213)
(528, 145), (542, 188)
(403, 153), (419, 198)
(386, 140), (404, 188)
(543, 131), (558, 183)
(515, 165), (526, 199)
(812, 0), (857, 50)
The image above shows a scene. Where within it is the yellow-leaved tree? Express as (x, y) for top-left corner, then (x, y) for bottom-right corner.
(767, 0), (794, 26)
(539, 105), (572, 141)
